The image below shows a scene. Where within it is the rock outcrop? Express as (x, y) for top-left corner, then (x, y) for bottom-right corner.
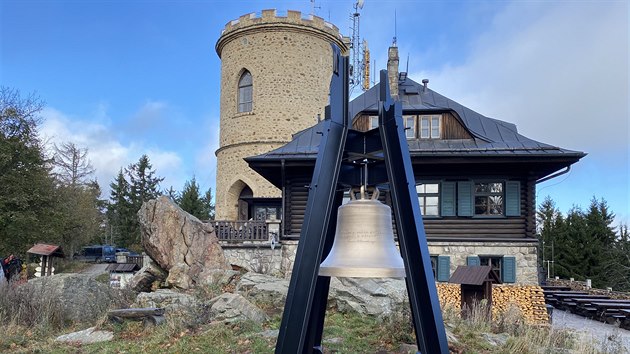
(328, 277), (408, 317)
(209, 293), (268, 324)
(236, 272), (290, 308)
(23, 274), (114, 322)
(127, 257), (168, 292)
(138, 196), (230, 289)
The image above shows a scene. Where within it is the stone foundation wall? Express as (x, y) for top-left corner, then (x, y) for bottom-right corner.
(428, 241), (539, 285)
(222, 240), (299, 278)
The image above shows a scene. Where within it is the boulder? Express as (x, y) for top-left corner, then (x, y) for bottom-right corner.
(138, 196), (230, 289)
(22, 274), (114, 322)
(127, 257), (168, 292)
(210, 293), (268, 324)
(135, 289), (209, 324)
(328, 277), (407, 317)
(55, 327), (113, 344)
(236, 272), (289, 307)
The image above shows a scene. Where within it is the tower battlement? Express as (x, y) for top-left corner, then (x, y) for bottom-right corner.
(216, 9), (345, 56)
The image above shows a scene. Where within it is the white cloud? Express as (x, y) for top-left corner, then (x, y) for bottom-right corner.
(40, 106), (186, 197)
(411, 2), (628, 153)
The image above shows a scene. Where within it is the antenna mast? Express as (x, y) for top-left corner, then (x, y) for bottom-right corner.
(349, 0), (368, 94)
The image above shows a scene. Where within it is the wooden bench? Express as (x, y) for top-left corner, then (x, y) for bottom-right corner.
(107, 307), (166, 326)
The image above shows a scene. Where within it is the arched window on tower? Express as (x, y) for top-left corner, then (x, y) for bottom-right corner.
(238, 70), (253, 113)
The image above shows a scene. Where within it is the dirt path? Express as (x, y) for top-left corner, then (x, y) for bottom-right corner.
(79, 263), (109, 277)
(552, 310), (630, 352)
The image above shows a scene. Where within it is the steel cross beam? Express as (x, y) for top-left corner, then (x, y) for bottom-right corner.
(275, 47), (448, 354)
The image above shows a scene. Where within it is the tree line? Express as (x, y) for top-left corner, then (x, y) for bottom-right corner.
(537, 196), (630, 291)
(0, 87), (214, 257)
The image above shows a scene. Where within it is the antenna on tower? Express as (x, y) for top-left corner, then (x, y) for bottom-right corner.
(310, 0), (321, 15)
(349, 0), (368, 94)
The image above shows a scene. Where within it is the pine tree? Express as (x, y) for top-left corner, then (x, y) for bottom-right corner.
(124, 155), (164, 245)
(178, 177), (215, 221)
(107, 169), (133, 247)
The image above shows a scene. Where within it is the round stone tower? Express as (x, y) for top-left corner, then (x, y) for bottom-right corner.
(214, 9), (347, 220)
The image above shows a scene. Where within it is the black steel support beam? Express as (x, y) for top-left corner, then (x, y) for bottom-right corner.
(378, 70), (449, 354)
(275, 45), (349, 354)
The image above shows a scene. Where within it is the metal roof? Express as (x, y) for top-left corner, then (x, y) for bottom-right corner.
(106, 263), (140, 272)
(247, 76), (585, 163)
(448, 265), (502, 285)
(26, 243), (65, 258)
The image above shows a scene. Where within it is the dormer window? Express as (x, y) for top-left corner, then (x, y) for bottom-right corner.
(404, 115), (416, 139)
(420, 115), (441, 139)
(238, 70), (253, 113)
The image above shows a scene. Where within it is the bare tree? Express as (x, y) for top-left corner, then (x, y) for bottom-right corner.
(53, 142), (95, 186)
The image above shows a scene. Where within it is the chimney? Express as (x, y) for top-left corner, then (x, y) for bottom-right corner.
(387, 46), (399, 99)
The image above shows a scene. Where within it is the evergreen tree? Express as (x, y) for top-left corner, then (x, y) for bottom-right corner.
(178, 177), (215, 221)
(107, 169), (133, 247)
(0, 87), (60, 257)
(124, 155), (164, 245)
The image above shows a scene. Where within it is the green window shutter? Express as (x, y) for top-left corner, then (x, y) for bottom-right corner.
(505, 181), (521, 216)
(457, 181), (474, 216)
(502, 256), (516, 283)
(437, 256), (450, 282)
(440, 182), (456, 216)
(466, 256), (480, 266)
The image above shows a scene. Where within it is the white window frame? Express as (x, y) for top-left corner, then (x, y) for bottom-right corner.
(369, 116), (379, 130)
(416, 182), (440, 217)
(419, 114), (441, 139)
(404, 115), (416, 139)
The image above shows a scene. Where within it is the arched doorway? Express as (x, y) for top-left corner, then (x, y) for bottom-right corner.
(238, 186), (253, 221)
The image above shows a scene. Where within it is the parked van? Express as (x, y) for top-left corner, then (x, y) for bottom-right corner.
(80, 245), (116, 263)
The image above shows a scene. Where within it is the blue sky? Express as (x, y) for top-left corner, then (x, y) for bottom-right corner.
(1, 1), (628, 226)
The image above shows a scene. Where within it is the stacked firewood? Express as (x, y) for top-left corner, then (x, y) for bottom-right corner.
(436, 283), (461, 310)
(492, 285), (548, 324)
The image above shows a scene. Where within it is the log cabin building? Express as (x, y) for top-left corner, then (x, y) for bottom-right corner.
(234, 46), (584, 284)
(212, 10), (585, 284)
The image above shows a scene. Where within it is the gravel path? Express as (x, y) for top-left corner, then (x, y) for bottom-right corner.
(79, 263), (109, 277)
(552, 310), (630, 352)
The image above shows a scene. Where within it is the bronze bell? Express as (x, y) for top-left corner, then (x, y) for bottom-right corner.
(319, 186), (406, 278)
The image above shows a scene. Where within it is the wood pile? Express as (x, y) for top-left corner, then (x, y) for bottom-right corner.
(435, 283), (548, 325)
(492, 285), (548, 324)
(436, 283), (461, 310)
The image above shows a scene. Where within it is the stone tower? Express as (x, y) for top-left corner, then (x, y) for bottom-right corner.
(214, 10), (347, 220)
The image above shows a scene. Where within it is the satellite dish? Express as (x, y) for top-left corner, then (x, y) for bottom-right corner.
(357, 0), (364, 9)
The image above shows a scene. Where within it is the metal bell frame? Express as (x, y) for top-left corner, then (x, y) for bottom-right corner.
(275, 45), (449, 354)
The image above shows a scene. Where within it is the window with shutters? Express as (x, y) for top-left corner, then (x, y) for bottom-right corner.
(416, 183), (439, 216)
(474, 182), (504, 216)
(479, 256), (503, 281)
(431, 255), (451, 282)
(238, 70), (253, 113)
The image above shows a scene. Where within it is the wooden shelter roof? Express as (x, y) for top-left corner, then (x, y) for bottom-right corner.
(448, 265), (502, 285)
(26, 243), (65, 258)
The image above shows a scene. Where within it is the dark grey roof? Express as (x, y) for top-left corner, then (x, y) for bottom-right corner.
(449, 265), (501, 285)
(247, 77), (585, 162)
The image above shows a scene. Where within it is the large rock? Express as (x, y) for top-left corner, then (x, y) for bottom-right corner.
(138, 196), (230, 289)
(55, 327), (113, 344)
(210, 293), (268, 324)
(236, 272), (290, 307)
(22, 274), (114, 323)
(127, 257), (168, 292)
(135, 289), (209, 324)
(328, 277), (407, 317)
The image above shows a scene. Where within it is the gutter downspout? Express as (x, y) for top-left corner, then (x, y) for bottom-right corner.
(536, 166), (570, 184)
(281, 159), (286, 240)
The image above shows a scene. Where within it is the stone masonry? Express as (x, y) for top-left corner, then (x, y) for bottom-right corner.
(214, 10), (348, 219)
(428, 241), (539, 285)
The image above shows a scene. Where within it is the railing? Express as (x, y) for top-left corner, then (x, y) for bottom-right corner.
(213, 220), (271, 242)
